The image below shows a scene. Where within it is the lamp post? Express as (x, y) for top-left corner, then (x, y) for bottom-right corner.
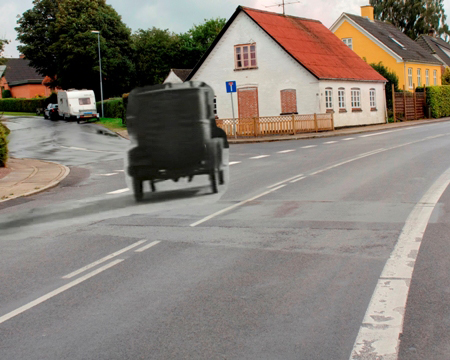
(91, 30), (103, 118)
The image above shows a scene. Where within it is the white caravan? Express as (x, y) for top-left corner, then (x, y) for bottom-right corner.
(57, 89), (99, 123)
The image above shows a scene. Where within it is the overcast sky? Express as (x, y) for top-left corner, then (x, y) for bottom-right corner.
(2, 0), (450, 58)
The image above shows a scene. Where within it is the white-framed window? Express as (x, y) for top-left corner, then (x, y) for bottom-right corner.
(351, 88), (361, 109)
(338, 88), (346, 110)
(325, 88), (333, 110)
(408, 68), (413, 89)
(234, 44), (257, 70)
(370, 88), (376, 109)
(426, 69), (429, 85)
(433, 70), (437, 85)
(342, 38), (353, 50)
(417, 68), (422, 87)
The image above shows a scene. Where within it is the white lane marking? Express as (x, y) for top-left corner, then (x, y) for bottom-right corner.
(290, 176), (306, 183)
(229, 161), (242, 166)
(250, 155), (270, 159)
(324, 141), (338, 144)
(267, 174), (304, 188)
(350, 166), (450, 360)
(135, 240), (161, 252)
(342, 138), (355, 141)
(277, 149), (295, 153)
(190, 184), (286, 227)
(107, 188), (130, 194)
(301, 145), (317, 149)
(59, 145), (122, 154)
(114, 170), (125, 172)
(0, 259), (124, 325)
(98, 173), (118, 176)
(359, 130), (397, 137)
(62, 240), (147, 279)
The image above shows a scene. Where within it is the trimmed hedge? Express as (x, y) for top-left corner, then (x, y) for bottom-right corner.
(426, 85), (450, 118)
(0, 98), (45, 112)
(96, 98), (125, 119)
(0, 121), (9, 167)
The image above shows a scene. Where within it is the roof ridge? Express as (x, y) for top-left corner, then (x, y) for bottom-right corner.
(240, 6), (322, 23)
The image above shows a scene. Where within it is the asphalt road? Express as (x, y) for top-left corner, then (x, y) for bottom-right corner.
(0, 117), (449, 359)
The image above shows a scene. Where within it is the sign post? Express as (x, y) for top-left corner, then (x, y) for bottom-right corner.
(226, 81), (237, 138)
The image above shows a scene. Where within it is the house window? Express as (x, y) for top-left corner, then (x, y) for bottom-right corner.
(338, 88), (346, 111)
(235, 44), (257, 70)
(280, 89), (297, 114)
(426, 69), (429, 85)
(342, 38), (352, 50)
(370, 88), (376, 110)
(417, 68), (422, 87)
(408, 68), (413, 89)
(325, 88), (333, 111)
(351, 88), (361, 110)
(433, 70), (437, 85)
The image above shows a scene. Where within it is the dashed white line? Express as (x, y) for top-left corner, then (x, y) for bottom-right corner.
(59, 145), (122, 154)
(229, 161), (242, 166)
(135, 240), (161, 252)
(301, 145), (317, 149)
(190, 184), (287, 227)
(98, 173), (118, 176)
(114, 170), (125, 172)
(0, 259), (124, 325)
(277, 149), (295, 153)
(107, 188), (130, 194)
(267, 174), (304, 188)
(359, 130), (397, 137)
(324, 141), (338, 144)
(250, 155), (270, 159)
(62, 240), (147, 279)
(290, 176), (306, 183)
(342, 138), (355, 141)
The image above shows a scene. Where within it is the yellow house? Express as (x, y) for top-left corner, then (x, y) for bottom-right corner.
(330, 5), (442, 90)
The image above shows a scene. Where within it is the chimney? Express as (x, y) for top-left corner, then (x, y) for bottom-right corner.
(361, 5), (374, 21)
(428, 29), (436, 37)
(19, 54), (25, 59)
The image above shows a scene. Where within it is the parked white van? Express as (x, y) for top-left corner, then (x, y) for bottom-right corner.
(58, 89), (99, 123)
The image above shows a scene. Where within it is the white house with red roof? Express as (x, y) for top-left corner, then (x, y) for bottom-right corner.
(186, 6), (387, 128)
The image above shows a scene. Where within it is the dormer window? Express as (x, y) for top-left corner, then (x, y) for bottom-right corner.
(235, 44), (257, 70)
(389, 36), (405, 49)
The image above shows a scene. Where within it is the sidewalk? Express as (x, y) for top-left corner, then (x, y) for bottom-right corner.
(0, 158), (70, 203)
(1, 117), (448, 203)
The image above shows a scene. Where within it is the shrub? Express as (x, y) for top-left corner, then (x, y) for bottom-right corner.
(0, 98), (45, 112)
(96, 98), (125, 119)
(0, 121), (9, 167)
(2, 89), (12, 98)
(426, 86), (450, 118)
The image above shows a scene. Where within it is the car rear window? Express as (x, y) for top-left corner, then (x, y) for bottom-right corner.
(79, 98), (91, 105)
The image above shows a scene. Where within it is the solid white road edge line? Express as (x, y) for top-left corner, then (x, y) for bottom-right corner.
(0, 259), (124, 325)
(349, 166), (450, 360)
(267, 174), (304, 188)
(359, 130), (397, 137)
(290, 176), (306, 183)
(135, 240), (161, 252)
(62, 240), (147, 279)
(190, 184), (286, 227)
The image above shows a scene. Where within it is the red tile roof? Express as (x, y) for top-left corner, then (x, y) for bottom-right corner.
(241, 7), (386, 82)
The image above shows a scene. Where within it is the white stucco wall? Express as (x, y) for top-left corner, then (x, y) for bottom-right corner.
(191, 12), (320, 119)
(163, 71), (183, 84)
(319, 80), (386, 127)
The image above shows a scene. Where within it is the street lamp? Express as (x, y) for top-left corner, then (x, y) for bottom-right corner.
(91, 30), (103, 119)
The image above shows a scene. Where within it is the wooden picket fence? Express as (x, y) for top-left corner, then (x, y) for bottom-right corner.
(392, 84), (427, 122)
(216, 113), (334, 137)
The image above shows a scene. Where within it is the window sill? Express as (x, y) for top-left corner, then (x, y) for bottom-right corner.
(234, 67), (258, 71)
(371, 108), (377, 112)
(326, 109), (334, 113)
(339, 109), (347, 113)
(352, 108), (362, 112)
(280, 112), (298, 115)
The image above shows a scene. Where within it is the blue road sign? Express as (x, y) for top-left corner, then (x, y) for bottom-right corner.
(226, 81), (236, 93)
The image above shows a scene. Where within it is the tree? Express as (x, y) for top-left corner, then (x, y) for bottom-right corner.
(441, 66), (450, 84)
(131, 28), (181, 87)
(16, 0), (134, 97)
(178, 17), (226, 69)
(370, 0), (450, 40)
(370, 61), (399, 110)
(0, 38), (9, 65)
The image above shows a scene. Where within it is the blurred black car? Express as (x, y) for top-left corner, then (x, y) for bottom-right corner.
(44, 104), (59, 120)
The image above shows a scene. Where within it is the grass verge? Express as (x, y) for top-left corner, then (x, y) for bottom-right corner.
(96, 117), (127, 132)
(1, 112), (41, 116)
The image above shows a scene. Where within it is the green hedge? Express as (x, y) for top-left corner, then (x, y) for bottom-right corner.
(96, 98), (125, 119)
(0, 98), (45, 112)
(426, 85), (450, 118)
(0, 121), (9, 167)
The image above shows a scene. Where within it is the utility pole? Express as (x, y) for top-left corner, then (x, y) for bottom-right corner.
(265, 0), (301, 15)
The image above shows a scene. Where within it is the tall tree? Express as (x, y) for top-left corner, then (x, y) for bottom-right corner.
(0, 39), (8, 65)
(370, 0), (450, 40)
(16, 0), (134, 97)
